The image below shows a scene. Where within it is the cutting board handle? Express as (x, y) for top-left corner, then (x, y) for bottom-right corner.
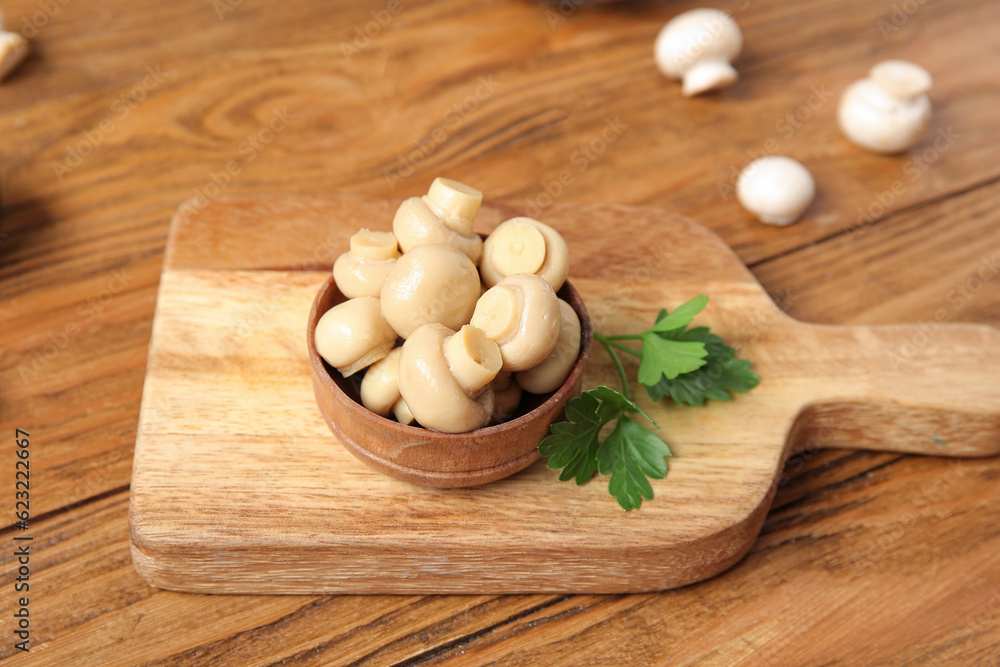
(786, 320), (1000, 458)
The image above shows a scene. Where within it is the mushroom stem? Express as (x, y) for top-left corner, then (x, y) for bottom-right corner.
(443, 325), (502, 395)
(683, 59), (738, 96)
(471, 285), (520, 341)
(870, 60), (932, 101)
(350, 230), (398, 261)
(425, 177), (482, 235)
(488, 221), (547, 275)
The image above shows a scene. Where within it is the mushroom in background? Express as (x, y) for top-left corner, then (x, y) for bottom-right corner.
(654, 8), (742, 96)
(838, 60), (933, 154)
(736, 156), (815, 226)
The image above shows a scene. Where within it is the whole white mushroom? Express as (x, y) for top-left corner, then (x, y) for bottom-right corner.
(736, 156), (815, 226)
(838, 60), (932, 154)
(654, 8), (742, 96)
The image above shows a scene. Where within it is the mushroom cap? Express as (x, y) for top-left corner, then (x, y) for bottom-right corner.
(654, 8), (742, 80)
(314, 296), (398, 377)
(359, 347), (403, 418)
(398, 323), (495, 433)
(332, 230), (399, 299)
(425, 177), (483, 224)
(736, 156), (815, 226)
(516, 299), (582, 394)
(471, 273), (560, 372)
(392, 192), (483, 264)
(380, 243), (482, 339)
(480, 217), (570, 291)
(838, 62), (932, 154)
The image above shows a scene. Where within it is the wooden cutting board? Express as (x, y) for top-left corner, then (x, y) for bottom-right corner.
(129, 194), (1000, 594)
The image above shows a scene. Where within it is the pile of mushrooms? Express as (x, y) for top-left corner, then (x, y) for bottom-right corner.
(314, 178), (580, 434)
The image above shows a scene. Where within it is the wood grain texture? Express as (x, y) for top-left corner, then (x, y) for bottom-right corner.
(2, 0), (1000, 661)
(129, 195), (1000, 594)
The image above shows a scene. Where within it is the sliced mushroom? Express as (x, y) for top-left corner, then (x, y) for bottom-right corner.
(397, 323), (499, 433)
(393, 178), (484, 263)
(480, 217), (570, 291)
(380, 243), (481, 339)
(333, 229), (400, 299)
(471, 273), (560, 372)
(516, 299), (581, 394)
(314, 296), (397, 377)
(491, 371), (523, 423)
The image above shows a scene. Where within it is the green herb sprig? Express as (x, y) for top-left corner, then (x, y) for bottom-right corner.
(538, 295), (759, 510)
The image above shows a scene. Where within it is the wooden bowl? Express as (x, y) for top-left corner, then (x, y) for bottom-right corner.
(307, 275), (593, 488)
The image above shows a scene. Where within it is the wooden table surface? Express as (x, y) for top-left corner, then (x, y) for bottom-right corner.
(2, 0), (998, 664)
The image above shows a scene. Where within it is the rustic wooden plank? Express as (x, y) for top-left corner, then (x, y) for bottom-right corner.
(0, 492), (566, 666)
(403, 456), (1000, 665)
(752, 178), (1000, 327)
(1, 0), (998, 660)
(128, 196), (1000, 595)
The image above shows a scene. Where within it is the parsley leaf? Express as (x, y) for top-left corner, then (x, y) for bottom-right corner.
(587, 384), (657, 426)
(538, 294), (759, 510)
(538, 391), (608, 485)
(649, 294), (709, 333)
(645, 327), (760, 405)
(637, 332), (709, 385)
(539, 386), (671, 509)
(597, 416), (671, 511)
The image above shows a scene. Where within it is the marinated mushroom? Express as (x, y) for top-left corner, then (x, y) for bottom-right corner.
(838, 60), (932, 154)
(516, 299), (581, 394)
(491, 371), (523, 423)
(736, 156), (815, 226)
(359, 348), (414, 425)
(393, 177), (484, 263)
(333, 229), (400, 298)
(479, 217), (570, 291)
(397, 323), (499, 433)
(654, 8), (742, 96)
(314, 296), (397, 377)
(471, 273), (560, 372)
(380, 243), (481, 339)
(392, 397), (416, 426)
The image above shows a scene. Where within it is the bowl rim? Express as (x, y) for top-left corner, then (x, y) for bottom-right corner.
(306, 274), (594, 442)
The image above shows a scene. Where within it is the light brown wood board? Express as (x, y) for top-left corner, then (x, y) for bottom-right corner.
(129, 194), (1000, 594)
